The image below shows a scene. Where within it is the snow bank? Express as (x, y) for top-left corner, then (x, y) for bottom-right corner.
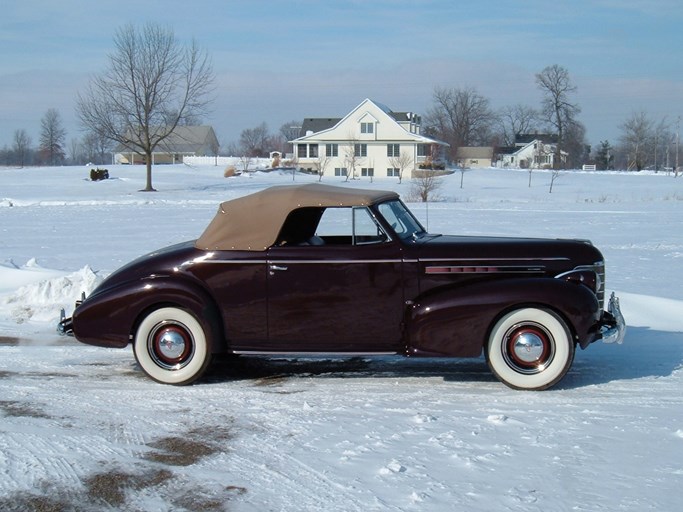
(618, 291), (683, 332)
(0, 258), (65, 294)
(0, 165), (682, 511)
(0, 263), (101, 325)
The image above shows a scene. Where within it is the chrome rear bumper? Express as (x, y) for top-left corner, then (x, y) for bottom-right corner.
(57, 308), (74, 336)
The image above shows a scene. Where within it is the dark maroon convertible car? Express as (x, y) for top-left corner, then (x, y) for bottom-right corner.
(59, 183), (624, 389)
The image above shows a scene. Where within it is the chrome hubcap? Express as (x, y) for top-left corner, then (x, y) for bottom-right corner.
(512, 331), (545, 363)
(503, 322), (554, 374)
(148, 322), (194, 370)
(158, 329), (187, 359)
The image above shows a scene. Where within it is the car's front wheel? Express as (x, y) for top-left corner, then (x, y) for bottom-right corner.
(486, 307), (574, 390)
(133, 307), (212, 385)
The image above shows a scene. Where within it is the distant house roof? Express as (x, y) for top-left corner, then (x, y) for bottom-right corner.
(496, 146), (517, 155)
(299, 118), (341, 137)
(515, 133), (558, 146)
(158, 126), (218, 153)
(116, 125), (219, 155)
(389, 111), (422, 124)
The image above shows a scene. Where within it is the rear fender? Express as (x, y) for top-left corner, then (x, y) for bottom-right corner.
(73, 275), (225, 352)
(406, 278), (600, 357)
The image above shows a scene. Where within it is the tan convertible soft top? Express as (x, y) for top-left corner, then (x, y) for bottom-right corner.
(195, 183), (399, 251)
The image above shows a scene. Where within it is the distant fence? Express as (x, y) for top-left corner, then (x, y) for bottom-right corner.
(582, 164), (597, 171)
(183, 156), (273, 170)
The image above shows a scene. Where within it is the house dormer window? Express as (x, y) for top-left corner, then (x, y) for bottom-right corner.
(360, 122), (374, 134)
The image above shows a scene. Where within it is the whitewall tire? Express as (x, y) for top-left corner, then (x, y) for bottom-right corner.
(133, 307), (212, 385)
(486, 307), (574, 390)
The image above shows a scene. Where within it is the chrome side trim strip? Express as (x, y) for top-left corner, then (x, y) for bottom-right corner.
(425, 265), (544, 275)
(268, 259), (403, 265)
(419, 257), (570, 262)
(196, 259), (404, 265)
(197, 259), (267, 264)
(232, 351), (398, 356)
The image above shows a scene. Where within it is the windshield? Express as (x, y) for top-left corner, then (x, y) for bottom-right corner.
(377, 200), (426, 240)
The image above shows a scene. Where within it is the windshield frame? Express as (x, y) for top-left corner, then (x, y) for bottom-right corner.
(376, 199), (427, 241)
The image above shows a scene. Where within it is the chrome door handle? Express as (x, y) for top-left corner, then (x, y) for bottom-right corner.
(269, 264), (288, 274)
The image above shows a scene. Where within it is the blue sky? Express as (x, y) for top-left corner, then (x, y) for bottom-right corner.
(1, 0), (682, 150)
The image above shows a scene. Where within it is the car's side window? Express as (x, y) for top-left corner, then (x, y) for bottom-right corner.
(275, 207), (324, 246)
(353, 207), (389, 245)
(315, 207), (388, 245)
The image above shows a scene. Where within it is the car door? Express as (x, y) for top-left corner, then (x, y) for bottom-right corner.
(265, 206), (405, 353)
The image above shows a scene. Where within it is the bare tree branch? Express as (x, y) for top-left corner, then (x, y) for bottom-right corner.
(39, 108), (66, 165)
(425, 86), (495, 161)
(76, 23), (214, 191)
(535, 65), (581, 169)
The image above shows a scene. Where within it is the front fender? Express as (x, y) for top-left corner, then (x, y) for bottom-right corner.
(406, 277), (600, 357)
(72, 275), (223, 352)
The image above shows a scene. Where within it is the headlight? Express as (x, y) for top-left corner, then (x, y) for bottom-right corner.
(556, 262), (605, 309)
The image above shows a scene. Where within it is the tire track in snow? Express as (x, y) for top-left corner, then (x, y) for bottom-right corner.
(0, 431), (127, 494)
(226, 448), (375, 511)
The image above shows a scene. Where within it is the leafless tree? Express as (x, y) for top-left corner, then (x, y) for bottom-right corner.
(425, 86), (496, 161)
(389, 151), (414, 184)
(619, 111), (654, 171)
(652, 117), (671, 171)
(535, 65), (581, 169)
(411, 169), (442, 203)
(39, 108), (66, 165)
(498, 104), (539, 146)
(12, 129), (31, 168)
(163, 110), (203, 127)
(280, 121), (302, 154)
(343, 133), (363, 181)
(549, 169), (562, 193)
(205, 136), (220, 165)
(82, 131), (114, 165)
(77, 23), (214, 191)
(239, 122), (270, 157)
(238, 154), (254, 173)
(314, 154), (331, 182)
(563, 121), (589, 169)
(527, 140), (554, 187)
(223, 140), (240, 157)
(68, 138), (82, 165)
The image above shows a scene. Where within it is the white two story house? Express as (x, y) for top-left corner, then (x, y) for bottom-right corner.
(497, 134), (567, 169)
(290, 99), (448, 179)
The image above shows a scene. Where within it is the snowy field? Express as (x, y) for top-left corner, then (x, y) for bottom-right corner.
(1, 164), (682, 511)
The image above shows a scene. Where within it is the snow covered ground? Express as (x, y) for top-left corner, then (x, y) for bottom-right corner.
(1, 164), (682, 511)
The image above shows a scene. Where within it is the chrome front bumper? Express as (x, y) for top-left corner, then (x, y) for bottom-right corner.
(600, 292), (626, 344)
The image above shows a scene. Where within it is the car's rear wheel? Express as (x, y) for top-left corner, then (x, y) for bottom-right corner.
(133, 307), (211, 385)
(486, 307), (574, 390)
